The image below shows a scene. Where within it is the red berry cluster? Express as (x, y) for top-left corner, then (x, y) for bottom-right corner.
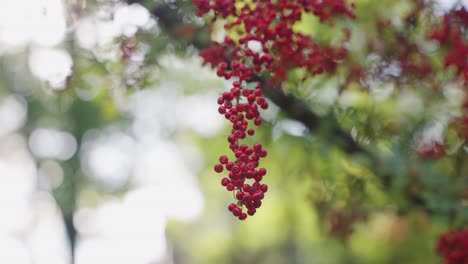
(193, 0), (354, 219)
(213, 83), (270, 220)
(195, 0), (355, 81)
(428, 7), (468, 82)
(416, 141), (446, 159)
(436, 229), (468, 264)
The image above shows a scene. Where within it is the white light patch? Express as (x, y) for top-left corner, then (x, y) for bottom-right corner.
(114, 4), (150, 37)
(74, 199), (167, 264)
(0, 95), (27, 138)
(420, 122), (447, 144)
(308, 83), (339, 106)
(30, 0), (67, 47)
(28, 48), (73, 90)
(81, 132), (136, 190)
(0, 0), (66, 50)
(130, 85), (182, 138)
(126, 184), (203, 222)
(75, 17), (99, 49)
(370, 82), (394, 102)
(132, 142), (204, 221)
(273, 119), (308, 140)
(0, 134), (36, 235)
(259, 98), (279, 122)
(27, 192), (72, 264)
(75, 4), (151, 50)
(338, 90), (362, 108)
(0, 0), (31, 48)
(437, 0), (468, 10)
(0, 238), (30, 264)
(247, 40), (262, 53)
(278, 120), (308, 137)
(75, 236), (167, 264)
(29, 128), (77, 160)
(398, 91), (424, 117)
(75, 17), (120, 50)
(176, 93), (225, 138)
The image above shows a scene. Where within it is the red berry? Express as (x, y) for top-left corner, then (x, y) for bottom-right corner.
(219, 155), (229, 164)
(258, 168), (267, 176)
(232, 207), (242, 217)
(221, 178), (229, 186)
(229, 143), (239, 150)
(228, 203), (236, 211)
(214, 164), (224, 173)
(247, 208), (256, 216)
(231, 87), (241, 97)
(227, 135), (236, 143)
(222, 92), (231, 100)
(254, 175), (263, 182)
(219, 62), (227, 69)
(245, 148), (254, 155)
(226, 162), (234, 171)
(254, 88), (262, 96)
(253, 200), (262, 208)
(238, 213), (247, 220)
(253, 143), (262, 152)
(242, 194), (252, 204)
(218, 106), (226, 114)
(254, 118), (262, 126)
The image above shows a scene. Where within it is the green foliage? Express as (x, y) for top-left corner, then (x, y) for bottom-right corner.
(0, 0), (466, 263)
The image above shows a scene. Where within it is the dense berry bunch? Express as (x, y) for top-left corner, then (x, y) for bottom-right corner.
(214, 82), (270, 220)
(436, 229), (468, 264)
(428, 7), (468, 82)
(195, 0), (355, 81)
(416, 141), (446, 159)
(193, 0), (355, 219)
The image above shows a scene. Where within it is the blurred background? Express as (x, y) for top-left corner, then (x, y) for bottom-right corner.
(0, 0), (466, 263)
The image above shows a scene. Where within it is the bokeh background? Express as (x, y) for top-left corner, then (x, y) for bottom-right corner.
(0, 0), (466, 263)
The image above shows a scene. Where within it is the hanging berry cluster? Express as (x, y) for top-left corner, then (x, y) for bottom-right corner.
(193, 0), (355, 220)
(436, 229), (468, 264)
(213, 80), (270, 220)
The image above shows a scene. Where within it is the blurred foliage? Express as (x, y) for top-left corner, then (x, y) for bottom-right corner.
(0, 0), (466, 263)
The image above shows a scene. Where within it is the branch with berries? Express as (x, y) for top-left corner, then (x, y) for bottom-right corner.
(191, 0), (356, 219)
(127, 0), (466, 227)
